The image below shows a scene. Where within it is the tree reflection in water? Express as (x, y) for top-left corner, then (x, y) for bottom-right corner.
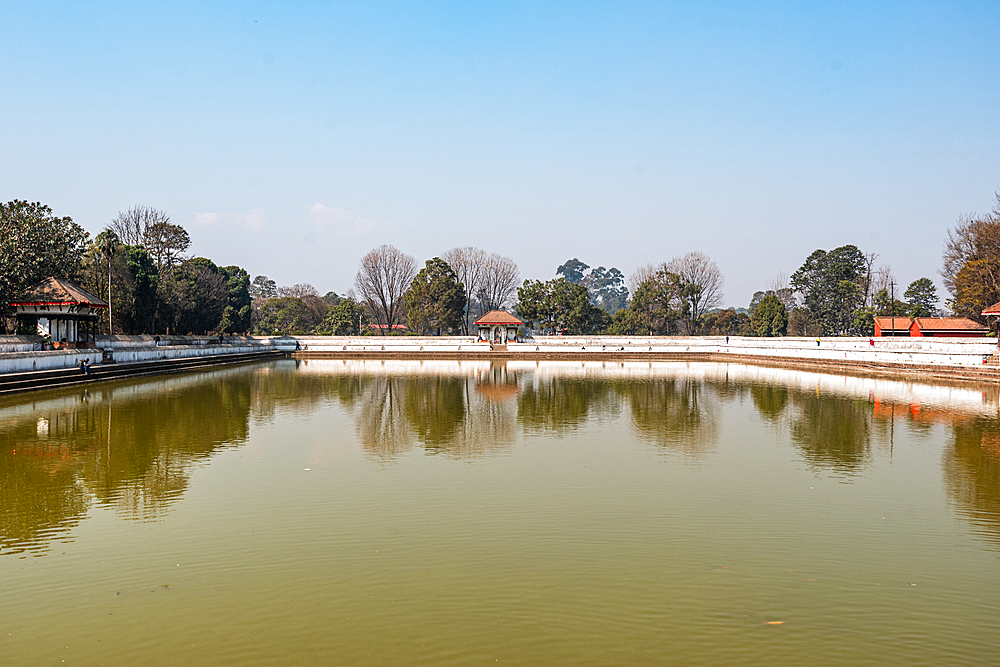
(517, 379), (617, 435)
(350, 368), (518, 461)
(743, 381), (876, 475)
(0, 369), (253, 555)
(622, 379), (718, 457)
(944, 417), (1000, 549)
(7, 358), (1000, 554)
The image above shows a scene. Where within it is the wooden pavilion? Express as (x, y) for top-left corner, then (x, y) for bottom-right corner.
(10, 277), (108, 348)
(474, 310), (522, 345)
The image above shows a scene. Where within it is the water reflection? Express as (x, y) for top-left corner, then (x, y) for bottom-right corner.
(622, 379), (718, 457)
(5, 358), (1000, 554)
(788, 393), (876, 474)
(517, 379), (617, 435)
(944, 417), (1000, 548)
(345, 363), (519, 460)
(0, 369), (253, 554)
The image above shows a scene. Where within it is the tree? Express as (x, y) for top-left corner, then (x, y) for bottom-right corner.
(145, 220), (191, 270)
(941, 194), (1000, 321)
(904, 278), (938, 318)
(873, 288), (907, 317)
(255, 297), (314, 335)
(277, 283), (319, 298)
(556, 258), (629, 313)
(701, 308), (749, 336)
(556, 258), (590, 284)
(440, 247), (489, 334)
(156, 258), (228, 334)
(108, 206), (189, 270)
(628, 263), (659, 297)
(249, 275), (278, 299)
(108, 205), (167, 247)
(314, 298), (368, 335)
(750, 294), (787, 337)
(585, 266), (629, 313)
(515, 278), (608, 334)
(81, 231), (159, 334)
(787, 308), (823, 336)
(354, 245), (417, 335)
(629, 268), (686, 335)
(217, 266), (252, 334)
(403, 258), (466, 335)
(607, 307), (647, 335)
(666, 252), (724, 333)
(477, 253), (520, 312)
(0, 201), (89, 328)
(790, 245), (867, 334)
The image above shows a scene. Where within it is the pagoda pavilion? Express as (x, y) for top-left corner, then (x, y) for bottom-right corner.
(10, 277), (108, 348)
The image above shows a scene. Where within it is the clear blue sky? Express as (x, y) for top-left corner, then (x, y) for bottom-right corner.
(2, 1), (998, 307)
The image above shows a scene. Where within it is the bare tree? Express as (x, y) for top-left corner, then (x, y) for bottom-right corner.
(942, 199), (1000, 297)
(109, 205), (168, 247)
(146, 220), (191, 270)
(766, 272), (798, 310)
(354, 245), (417, 335)
(870, 264), (896, 298)
(441, 247), (488, 334)
(109, 205), (190, 270)
(277, 283), (319, 298)
(666, 251), (724, 330)
(861, 252), (879, 307)
(629, 263), (661, 296)
(477, 252), (520, 313)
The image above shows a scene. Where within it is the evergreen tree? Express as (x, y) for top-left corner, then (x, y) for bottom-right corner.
(403, 258), (466, 335)
(904, 278), (938, 318)
(750, 294), (787, 337)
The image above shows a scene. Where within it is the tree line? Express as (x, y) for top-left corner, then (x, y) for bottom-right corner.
(3, 192), (998, 337)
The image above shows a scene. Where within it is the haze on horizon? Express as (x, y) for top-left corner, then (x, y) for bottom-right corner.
(1, 1), (997, 307)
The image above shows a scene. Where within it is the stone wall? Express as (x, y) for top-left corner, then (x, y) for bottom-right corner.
(0, 336), (43, 354)
(4, 333), (1000, 377)
(0, 336), (281, 375)
(284, 334), (1000, 369)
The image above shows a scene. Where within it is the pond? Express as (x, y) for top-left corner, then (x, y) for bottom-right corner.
(1, 359), (999, 666)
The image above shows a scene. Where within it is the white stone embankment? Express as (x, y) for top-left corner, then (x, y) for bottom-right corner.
(0, 335), (286, 375)
(286, 334), (1000, 379)
(4, 333), (1000, 379)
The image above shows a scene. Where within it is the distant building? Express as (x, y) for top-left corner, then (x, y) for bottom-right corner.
(474, 310), (522, 345)
(874, 315), (988, 338)
(873, 316), (911, 337)
(909, 317), (988, 337)
(11, 277), (108, 348)
(369, 324), (409, 334)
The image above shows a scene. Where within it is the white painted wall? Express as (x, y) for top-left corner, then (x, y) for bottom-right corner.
(510, 335), (1000, 368)
(0, 336), (43, 354)
(0, 349), (104, 373)
(4, 334), (1000, 376)
(283, 334), (1000, 369)
(0, 343), (277, 374)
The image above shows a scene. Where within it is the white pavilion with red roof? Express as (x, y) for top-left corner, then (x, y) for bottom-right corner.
(11, 277), (108, 348)
(474, 310), (522, 345)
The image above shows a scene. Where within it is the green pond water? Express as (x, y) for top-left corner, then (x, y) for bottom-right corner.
(1, 358), (999, 666)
